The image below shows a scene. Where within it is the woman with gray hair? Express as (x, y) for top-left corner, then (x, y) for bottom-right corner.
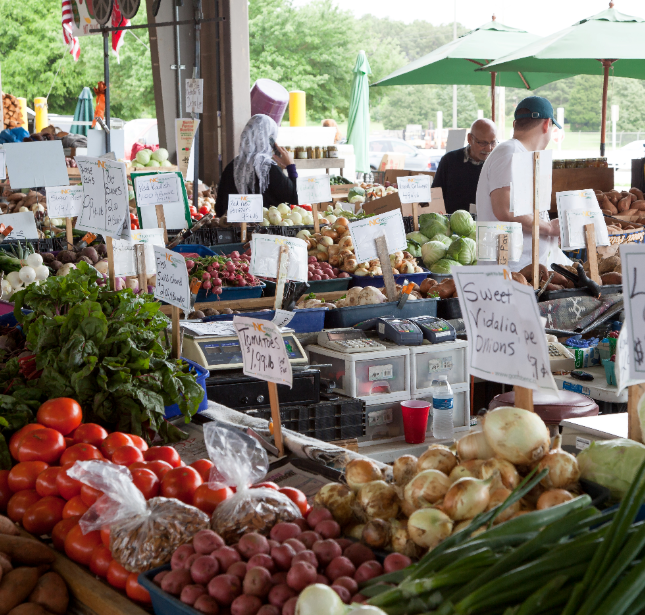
(215, 114), (298, 217)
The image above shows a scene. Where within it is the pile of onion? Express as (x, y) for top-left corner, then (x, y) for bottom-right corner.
(537, 435), (580, 489)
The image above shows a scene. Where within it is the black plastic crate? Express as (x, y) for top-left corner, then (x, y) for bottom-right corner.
(340, 423), (364, 439)
(212, 228), (237, 244)
(251, 225), (283, 237)
(313, 427), (337, 442)
(0, 238), (55, 254)
(339, 412), (364, 427)
(167, 228), (213, 246)
(403, 216), (414, 234)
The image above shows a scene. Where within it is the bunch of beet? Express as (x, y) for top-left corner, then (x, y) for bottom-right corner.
(153, 510), (411, 615)
(187, 251), (259, 297)
(307, 256), (349, 281)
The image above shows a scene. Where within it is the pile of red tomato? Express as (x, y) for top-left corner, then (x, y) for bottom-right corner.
(0, 397), (309, 606)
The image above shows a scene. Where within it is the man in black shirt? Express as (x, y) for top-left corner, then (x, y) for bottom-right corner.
(432, 119), (497, 214)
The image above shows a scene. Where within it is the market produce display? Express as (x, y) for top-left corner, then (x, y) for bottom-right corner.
(186, 251), (259, 298)
(131, 147), (173, 169)
(2, 94), (23, 130)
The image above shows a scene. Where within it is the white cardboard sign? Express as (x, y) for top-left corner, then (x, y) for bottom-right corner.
(397, 175), (432, 204)
(4, 141), (69, 189)
(227, 194), (264, 223)
(349, 209), (407, 264)
(557, 189), (609, 251)
(0, 151), (6, 181)
(75, 156), (129, 239)
(0, 211), (39, 240)
(233, 316), (293, 387)
(185, 79), (204, 114)
(475, 221), (524, 263)
(249, 235), (308, 283)
(153, 246), (190, 311)
(134, 173), (181, 207)
(45, 185), (84, 218)
(112, 228), (166, 277)
(453, 265), (558, 393)
(510, 149), (552, 216)
(296, 175), (332, 204)
(619, 245), (645, 381)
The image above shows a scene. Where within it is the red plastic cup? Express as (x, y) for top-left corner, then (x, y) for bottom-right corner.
(401, 400), (431, 444)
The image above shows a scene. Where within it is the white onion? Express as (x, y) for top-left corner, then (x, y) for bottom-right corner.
(442, 474), (497, 521)
(268, 211), (282, 224)
(358, 480), (399, 520)
(449, 460), (484, 482)
(418, 445), (458, 475)
(1, 279), (12, 298)
(480, 458), (520, 490)
(19, 266), (36, 285)
(537, 435), (580, 489)
(393, 455), (418, 486)
(296, 229), (311, 240)
(451, 519), (473, 535)
(95, 260), (109, 275)
(536, 489), (574, 510)
(34, 265), (49, 281)
(404, 469), (451, 510)
(347, 606), (389, 615)
(295, 584), (346, 615)
(390, 520), (421, 558)
(314, 483), (356, 526)
(483, 406), (550, 465)
(260, 218), (270, 226)
(408, 508), (453, 549)
(26, 253), (43, 268)
(326, 214), (337, 224)
(456, 431), (495, 460)
(345, 458), (382, 491)
(277, 203), (291, 215)
(6, 272), (21, 288)
(486, 487), (519, 523)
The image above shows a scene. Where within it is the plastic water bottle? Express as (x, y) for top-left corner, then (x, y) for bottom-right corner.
(431, 375), (454, 440)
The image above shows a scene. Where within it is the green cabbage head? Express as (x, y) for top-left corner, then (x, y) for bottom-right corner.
(450, 209), (476, 237)
(430, 258), (462, 275)
(421, 240), (448, 267)
(421, 219), (450, 241)
(406, 239), (422, 257)
(447, 237), (476, 265)
(432, 233), (453, 248)
(406, 231), (430, 246)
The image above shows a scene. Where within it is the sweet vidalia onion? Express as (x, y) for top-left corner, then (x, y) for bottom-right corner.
(456, 431), (495, 460)
(408, 508), (453, 549)
(358, 480), (399, 520)
(483, 406), (550, 465)
(480, 458), (520, 490)
(390, 520), (421, 558)
(449, 460), (484, 482)
(486, 487), (519, 523)
(314, 483), (356, 526)
(442, 474), (497, 521)
(417, 445), (458, 475)
(404, 469), (451, 510)
(362, 519), (391, 549)
(536, 489), (574, 510)
(393, 455), (418, 487)
(537, 435), (580, 489)
(346, 458), (382, 491)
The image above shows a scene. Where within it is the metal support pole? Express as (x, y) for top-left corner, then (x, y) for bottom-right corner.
(174, 2), (183, 119)
(192, 0), (201, 214)
(103, 29), (111, 153)
(600, 59), (615, 158)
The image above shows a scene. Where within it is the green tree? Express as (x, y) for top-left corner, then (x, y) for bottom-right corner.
(566, 75), (603, 130)
(610, 78), (645, 133)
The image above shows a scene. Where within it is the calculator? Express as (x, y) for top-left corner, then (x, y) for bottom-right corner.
(408, 316), (456, 343)
(548, 342), (575, 372)
(317, 329), (387, 353)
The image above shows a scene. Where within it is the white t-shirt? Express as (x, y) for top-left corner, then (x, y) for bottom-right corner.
(476, 139), (558, 271)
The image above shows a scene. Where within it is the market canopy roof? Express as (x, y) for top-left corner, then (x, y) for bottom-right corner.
(372, 19), (571, 90)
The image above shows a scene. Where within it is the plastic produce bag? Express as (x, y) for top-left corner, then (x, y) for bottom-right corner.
(68, 460), (209, 572)
(205, 423), (301, 543)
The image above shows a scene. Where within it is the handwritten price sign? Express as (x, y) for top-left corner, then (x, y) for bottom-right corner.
(185, 79), (203, 114)
(227, 194), (264, 223)
(134, 173), (181, 207)
(45, 185), (84, 218)
(153, 246), (190, 311)
(249, 235), (308, 282)
(296, 175), (332, 204)
(349, 209), (407, 263)
(565, 210), (609, 250)
(397, 175), (432, 204)
(619, 245), (645, 381)
(233, 316), (292, 387)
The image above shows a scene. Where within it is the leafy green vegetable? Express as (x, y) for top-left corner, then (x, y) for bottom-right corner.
(406, 231), (430, 246)
(430, 258), (462, 274)
(450, 209), (476, 237)
(432, 233), (453, 248)
(348, 186), (365, 200)
(406, 239), (422, 258)
(421, 240), (448, 267)
(420, 218), (450, 241)
(447, 237), (477, 265)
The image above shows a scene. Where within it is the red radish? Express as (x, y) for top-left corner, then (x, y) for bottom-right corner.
(202, 280), (212, 290)
(186, 260), (195, 271)
(230, 251), (240, 258)
(202, 272), (211, 280)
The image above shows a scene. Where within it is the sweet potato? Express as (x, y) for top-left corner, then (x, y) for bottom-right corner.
(599, 256), (620, 275)
(0, 554), (11, 576)
(632, 200), (645, 211)
(0, 536), (54, 566)
(434, 279), (456, 299)
(511, 272), (530, 286)
(0, 567), (39, 615)
(630, 187), (645, 201)
(28, 572), (68, 615)
(519, 263), (547, 284)
(601, 196), (618, 214)
(544, 284), (563, 292)
(601, 209), (614, 216)
(601, 272), (622, 285)
(7, 606), (50, 615)
(608, 191), (621, 205)
(0, 516), (19, 536)
(617, 197), (631, 212)
(419, 278), (437, 296)
(549, 271), (569, 287)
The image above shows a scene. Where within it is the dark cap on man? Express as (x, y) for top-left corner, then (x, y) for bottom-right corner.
(514, 96), (562, 129)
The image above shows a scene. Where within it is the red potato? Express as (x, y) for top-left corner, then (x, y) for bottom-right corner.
(267, 539), (280, 550)
(292, 550), (318, 568)
(194, 594), (220, 614)
(271, 571), (288, 585)
(298, 531), (321, 549)
(153, 570), (169, 586)
(243, 566), (273, 597)
(271, 544), (296, 571)
(326, 556), (356, 582)
(316, 574), (330, 585)
(212, 546), (241, 571)
(313, 539), (342, 566)
(282, 596), (298, 615)
(161, 568), (193, 595)
(194, 530), (225, 554)
(208, 573), (242, 606)
(191, 555), (220, 585)
(293, 518), (309, 532)
(307, 508), (333, 529)
(270, 522), (301, 543)
(227, 561), (248, 579)
(286, 561), (317, 592)
(171, 544), (196, 570)
(384, 553), (412, 573)
(247, 553), (276, 574)
(343, 543), (376, 567)
(184, 553), (201, 570)
(354, 560), (383, 583)
(333, 576), (358, 595)
(332, 585), (351, 604)
(258, 605), (280, 615)
(268, 584), (297, 609)
(0, 553), (12, 575)
(231, 594), (263, 615)
(335, 538), (352, 551)
(181, 584), (207, 606)
(238, 533), (270, 559)
(284, 538), (305, 554)
(315, 520), (341, 539)
(352, 593), (367, 604)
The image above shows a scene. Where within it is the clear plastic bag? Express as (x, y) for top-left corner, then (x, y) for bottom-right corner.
(68, 460), (209, 572)
(205, 423), (301, 543)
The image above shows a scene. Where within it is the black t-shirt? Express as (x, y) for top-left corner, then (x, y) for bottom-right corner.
(215, 161), (299, 217)
(432, 147), (483, 214)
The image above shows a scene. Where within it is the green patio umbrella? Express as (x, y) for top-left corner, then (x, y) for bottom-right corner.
(347, 50), (372, 175)
(483, 3), (645, 155)
(373, 17), (571, 122)
(70, 87), (94, 137)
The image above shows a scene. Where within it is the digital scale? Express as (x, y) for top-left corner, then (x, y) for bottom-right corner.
(317, 329), (386, 353)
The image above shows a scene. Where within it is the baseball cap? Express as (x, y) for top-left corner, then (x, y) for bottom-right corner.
(514, 96), (562, 129)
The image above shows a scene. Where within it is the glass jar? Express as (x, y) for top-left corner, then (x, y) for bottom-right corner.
(322, 146), (328, 158)
(295, 146), (307, 159)
(575, 159), (586, 168)
(327, 145), (339, 158)
(564, 159), (576, 168)
(553, 159), (565, 169)
(600, 157), (608, 168)
(306, 146), (314, 159)
(314, 146), (322, 159)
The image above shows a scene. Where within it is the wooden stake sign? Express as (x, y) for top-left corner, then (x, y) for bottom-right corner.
(106, 236), (116, 291)
(584, 223), (601, 285)
(497, 233), (509, 267)
(66, 218), (74, 250)
(312, 203), (320, 234)
(135, 244), (147, 295)
(531, 152), (540, 290)
(412, 203), (419, 232)
(375, 235), (399, 302)
(241, 223), (247, 242)
(156, 204), (168, 244)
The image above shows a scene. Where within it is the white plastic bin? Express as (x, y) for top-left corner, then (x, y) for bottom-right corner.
(409, 340), (468, 394)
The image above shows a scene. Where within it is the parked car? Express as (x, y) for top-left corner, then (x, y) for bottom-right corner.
(369, 137), (444, 172)
(608, 139), (645, 170)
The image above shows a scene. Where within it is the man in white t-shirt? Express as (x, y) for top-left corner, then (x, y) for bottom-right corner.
(476, 96), (561, 271)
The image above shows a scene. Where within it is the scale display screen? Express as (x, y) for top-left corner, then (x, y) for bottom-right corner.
(196, 335), (305, 368)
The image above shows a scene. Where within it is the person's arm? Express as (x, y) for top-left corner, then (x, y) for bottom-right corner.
(490, 186), (560, 237)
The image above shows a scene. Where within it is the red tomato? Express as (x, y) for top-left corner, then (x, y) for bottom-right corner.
(160, 466), (202, 504)
(0, 470), (11, 512)
(251, 481), (280, 490)
(128, 461), (148, 472)
(52, 517), (78, 551)
(8, 461), (49, 492)
(17, 428), (66, 464)
(107, 560), (130, 589)
(278, 487), (308, 515)
(7, 490), (41, 523)
(65, 524), (102, 566)
(192, 482), (233, 515)
(144, 460), (173, 480)
(64, 437), (74, 448)
(56, 467), (83, 501)
(131, 468), (160, 500)
(189, 206), (197, 215)
(144, 446), (182, 468)
(193, 213), (203, 221)
(128, 434), (148, 452)
(63, 495), (89, 519)
(129, 212), (137, 221)
(22, 496), (65, 535)
(36, 467), (62, 498)
(100, 433), (133, 459)
(199, 206), (210, 216)
(126, 572), (152, 604)
(9, 424), (46, 460)
(190, 459), (214, 482)
(100, 526), (110, 548)
(60, 443), (104, 467)
(37, 398), (83, 435)
(73, 423), (108, 447)
(80, 484), (104, 507)
(130, 223), (139, 230)
(111, 445), (143, 467)
(90, 544), (113, 578)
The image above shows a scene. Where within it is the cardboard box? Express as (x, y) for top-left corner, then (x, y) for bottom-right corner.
(330, 183), (355, 195)
(377, 153), (406, 172)
(384, 169), (435, 185)
(362, 188), (445, 216)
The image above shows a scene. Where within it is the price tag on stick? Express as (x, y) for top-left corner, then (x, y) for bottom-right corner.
(153, 246), (191, 312)
(349, 209), (407, 264)
(134, 173), (181, 207)
(227, 194), (264, 223)
(45, 185), (84, 218)
(397, 175), (432, 204)
(249, 235), (308, 283)
(296, 175), (332, 205)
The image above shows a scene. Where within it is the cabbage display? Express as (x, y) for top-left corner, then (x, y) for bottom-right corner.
(406, 239), (422, 258)
(432, 233), (453, 248)
(447, 237), (476, 265)
(419, 212), (448, 229)
(406, 231), (430, 246)
(450, 210), (476, 237)
(430, 258), (462, 275)
(421, 219), (450, 241)
(421, 241), (448, 268)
